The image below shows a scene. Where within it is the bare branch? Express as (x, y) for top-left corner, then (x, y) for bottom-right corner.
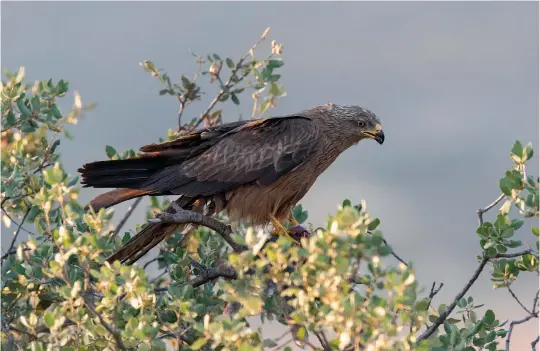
(508, 285), (534, 315)
(367, 231), (408, 266)
(506, 315), (535, 351)
(149, 206), (248, 253)
(417, 255), (490, 342)
(426, 282), (444, 310)
(417, 249), (534, 342)
(477, 193), (506, 225)
(533, 289), (539, 315)
(532, 336), (539, 351)
(113, 197), (143, 237)
(1, 207), (31, 263)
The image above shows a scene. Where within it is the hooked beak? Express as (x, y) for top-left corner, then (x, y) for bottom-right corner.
(361, 124), (385, 145)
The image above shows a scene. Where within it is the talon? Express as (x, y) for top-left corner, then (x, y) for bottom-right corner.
(288, 211), (300, 226)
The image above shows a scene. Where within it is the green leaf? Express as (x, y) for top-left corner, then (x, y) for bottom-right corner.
(17, 98), (31, 117)
(511, 141), (523, 158)
(524, 144), (534, 161)
(231, 93), (240, 105)
(191, 338), (206, 350)
(368, 218), (380, 231)
(105, 145), (116, 158)
(415, 299), (430, 311)
(532, 227), (539, 237)
(226, 58), (235, 69)
(30, 96), (41, 111)
(44, 312), (55, 328)
(510, 219), (524, 230)
(484, 309), (495, 324)
(499, 178), (513, 196)
(267, 59), (284, 69)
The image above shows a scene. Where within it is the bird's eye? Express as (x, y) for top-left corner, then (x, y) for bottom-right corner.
(358, 121), (365, 128)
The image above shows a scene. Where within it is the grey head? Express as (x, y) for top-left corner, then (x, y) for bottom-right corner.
(318, 103), (385, 145)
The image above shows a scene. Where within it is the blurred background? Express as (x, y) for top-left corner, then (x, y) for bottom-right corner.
(2, 1), (538, 349)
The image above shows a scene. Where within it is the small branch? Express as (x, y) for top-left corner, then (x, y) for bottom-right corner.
(1, 207), (31, 263)
(506, 315), (535, 351)
(314, 330), (331, 351)
(427, 282), (444, 310)
(154, 262), (237, 291)
(496, 249), (535, 258)
(508, 285), (534, 315)
(532, 289), (539, 315)
(113, 197), (143, 236)
(477, 193), (506, 225)
(82, 297), (127, 351)
(532, 336), (539, 351)
(149, 204), (248, 253)
(176, 99), (185, 132)
(366, 230), (408, 266)
(417, 249), (534, 342)
(417, 255), (490, 342)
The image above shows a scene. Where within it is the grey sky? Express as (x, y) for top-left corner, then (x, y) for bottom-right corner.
(2, 1), (539, 349)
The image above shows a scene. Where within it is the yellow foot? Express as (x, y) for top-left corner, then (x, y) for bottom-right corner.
(270, 216), (290, 236)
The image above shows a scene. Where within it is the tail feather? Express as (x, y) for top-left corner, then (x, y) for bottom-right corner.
(106, 197), (200, 265)
(79, 157), (170, 189)
(86, 188), (152, 212)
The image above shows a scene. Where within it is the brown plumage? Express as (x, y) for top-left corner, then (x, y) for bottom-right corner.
(78, 104), (385, 264)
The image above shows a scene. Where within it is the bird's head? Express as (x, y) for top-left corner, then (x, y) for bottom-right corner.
(323, 104), (385, 145)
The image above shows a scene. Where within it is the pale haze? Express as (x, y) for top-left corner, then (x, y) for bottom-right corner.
(1, 1), (539, 349)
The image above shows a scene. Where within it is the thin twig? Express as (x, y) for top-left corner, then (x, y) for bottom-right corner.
(1, 208), (31, 263)
(506, 315), (535, 351)
(82, 297), (127, 351)
(426, 282), (444, 310)
(191, 28), (270, 132)
(1, 209), (36, 236)
(113, 197), (143, 236)
(507, 285), (534, 315)
(477, 193), (506, 225)
(532, 289), (539, 315)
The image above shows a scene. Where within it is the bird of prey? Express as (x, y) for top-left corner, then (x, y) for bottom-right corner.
(78, 104), (384, 264)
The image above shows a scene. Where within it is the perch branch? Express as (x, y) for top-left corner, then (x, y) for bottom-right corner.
(148, 204), (248, 253)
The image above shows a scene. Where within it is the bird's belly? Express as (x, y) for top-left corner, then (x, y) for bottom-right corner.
(224, 169), (316, 227)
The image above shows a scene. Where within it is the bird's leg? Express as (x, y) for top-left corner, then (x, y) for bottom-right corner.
(270, 215), (290, 236)
(288, 211), (300, 227)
